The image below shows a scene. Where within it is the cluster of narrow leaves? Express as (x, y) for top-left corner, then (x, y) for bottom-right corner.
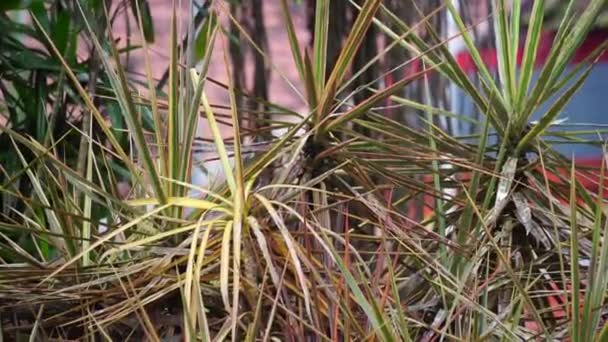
(1, 0), (608, 340)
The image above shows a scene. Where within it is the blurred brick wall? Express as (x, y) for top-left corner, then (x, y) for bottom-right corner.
(113, 0), (309, 138)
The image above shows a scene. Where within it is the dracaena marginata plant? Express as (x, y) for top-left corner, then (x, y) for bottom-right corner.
(1, 0), (608, 341)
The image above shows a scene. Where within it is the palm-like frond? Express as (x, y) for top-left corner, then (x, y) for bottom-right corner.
(1, 0), (607, 340)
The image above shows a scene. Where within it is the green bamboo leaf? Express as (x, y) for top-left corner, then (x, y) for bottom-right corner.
(220, 220), (233, 313)
(515, 0), (545, 112)
(323, 67), (432, 132)
(316, 0), (382, 124)
(445, 2), (504, 104)
(39, 203), (172, 286)
(183, 218), (199, 341)
(421, 69), (447, 263)
(179, 20), (218, 197)
(75, 1), (167, 203)
(0, 126), (136, 214)
(194, 224), (213, 341)
(0, 0), (41, 11)
(29, 13), (148, 195)
(547, 41), (608, 99)
(581, 156), (608, 341)
(50, 8), (74, 60)
(279, 0), (305, 83)
(82, 111), (94, 266)
(312, 0), (329, 96)
(10, 138), (74, 256)
(167, 2), (180, 195)
(133, 0), (165, 171)
(598, 322), (608, 341)
(244, 111), (313, 181)
(130, 0), (155, 43)
(510, 0), (522, 68)
(303, 50), (319, 108)
(515, 63), (594, 155)
(374, 4), (508, 133)
(194, 11), (218, 62)
(551, 0), (606, 87)
(568, 159), (581, 341)
(198, 87), (236, 195)
(492, 0), (516, 109)
(221, 34), (246, 339)
(518, 32), (569, 125)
